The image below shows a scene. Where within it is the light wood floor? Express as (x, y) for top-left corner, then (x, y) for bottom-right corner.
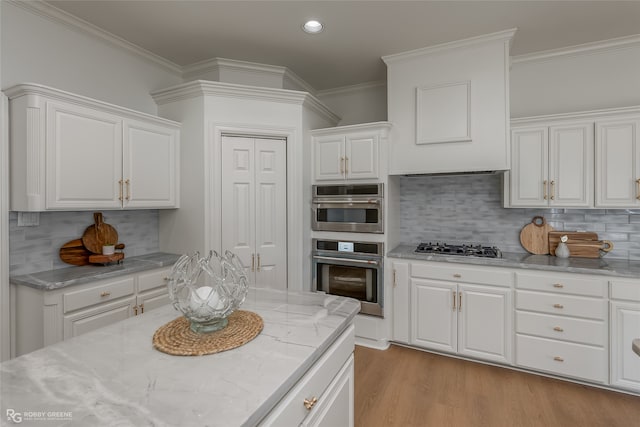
(355, 344), (640, 427)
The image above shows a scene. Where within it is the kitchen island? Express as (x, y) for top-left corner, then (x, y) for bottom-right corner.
(1, 288), (360, 426)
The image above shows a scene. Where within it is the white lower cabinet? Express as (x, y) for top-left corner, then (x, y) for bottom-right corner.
(12, 267), (171, 356)
(610, 279), (640, 392)
(407, 261), (513, 365)
(260, 325), (354, 427)
(515, 271), (608, 384)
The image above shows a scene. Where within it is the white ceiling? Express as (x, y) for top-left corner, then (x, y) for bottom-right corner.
(46, 1), (640, 91)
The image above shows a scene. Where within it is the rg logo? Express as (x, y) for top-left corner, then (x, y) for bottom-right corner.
(6, 409), (22, 423)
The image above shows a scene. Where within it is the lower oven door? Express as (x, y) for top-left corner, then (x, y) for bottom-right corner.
(313, 255), (383, 317)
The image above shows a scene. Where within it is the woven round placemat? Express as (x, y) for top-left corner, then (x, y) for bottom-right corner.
(152, 310), (263, 356)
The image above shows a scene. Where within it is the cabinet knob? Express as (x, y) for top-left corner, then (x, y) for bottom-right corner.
(100, 291), (111, 297)
(553, 356), (564, 362)
(553, 304), (564, 309)
(303, 396), (318, 410)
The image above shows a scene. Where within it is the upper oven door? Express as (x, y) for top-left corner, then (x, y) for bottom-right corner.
(312, 199), (383, 233)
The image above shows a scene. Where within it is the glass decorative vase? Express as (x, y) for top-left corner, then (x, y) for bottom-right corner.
(166, 250), (248, 333)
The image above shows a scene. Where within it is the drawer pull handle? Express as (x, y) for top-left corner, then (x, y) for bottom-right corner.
(100, 291), (111, 297)
(553, 356), (564, 362)
(553, 283), (563, 288)
(553, 304), (564, 309)
(553, 326), (564, 332)
(453, 274), (462, 278)
(164, 277), (170, 281)
(452, 291), (456, 311)
(303, 397), (318, 410)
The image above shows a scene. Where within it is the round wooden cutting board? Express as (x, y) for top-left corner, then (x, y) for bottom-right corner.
(520, 216), (554, 255)
(82, 212), (118, 254)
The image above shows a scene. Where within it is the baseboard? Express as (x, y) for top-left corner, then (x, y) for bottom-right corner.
(355, 336), (390, 350)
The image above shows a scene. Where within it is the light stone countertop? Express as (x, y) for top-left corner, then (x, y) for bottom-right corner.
(10, 252), (182, 290)
(388, 244), (640, 279)
(0, 288), (360, 427)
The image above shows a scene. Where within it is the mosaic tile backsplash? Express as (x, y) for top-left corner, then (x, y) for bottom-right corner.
(9, 210), (160, 275)
(399, 174), (640, 261)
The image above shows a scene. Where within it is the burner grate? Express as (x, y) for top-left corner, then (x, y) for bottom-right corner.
(415, 242), (502, 258)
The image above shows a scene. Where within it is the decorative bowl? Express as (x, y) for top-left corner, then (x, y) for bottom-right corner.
(166, 250), (248, 333)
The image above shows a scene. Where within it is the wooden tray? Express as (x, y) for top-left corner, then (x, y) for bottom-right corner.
(549, 231), (598, 256)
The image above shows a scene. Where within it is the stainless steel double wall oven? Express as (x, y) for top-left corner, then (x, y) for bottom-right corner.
(312, 183), (385, 317)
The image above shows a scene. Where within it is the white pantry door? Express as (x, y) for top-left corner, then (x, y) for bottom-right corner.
(221, 136), (287, 289)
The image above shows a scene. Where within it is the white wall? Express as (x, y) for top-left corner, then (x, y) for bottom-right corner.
(510, 41), (640, 118)
(317, 82), (387, 126)
(1, 1), (182, 114)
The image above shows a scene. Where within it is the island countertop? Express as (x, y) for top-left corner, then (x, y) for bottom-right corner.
(0, 288), (360, 426)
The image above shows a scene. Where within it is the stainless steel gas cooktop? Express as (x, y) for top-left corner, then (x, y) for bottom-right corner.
(415, 242), (502, 258)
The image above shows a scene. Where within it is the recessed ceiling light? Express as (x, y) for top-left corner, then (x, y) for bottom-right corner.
(302, 20), (323, 34)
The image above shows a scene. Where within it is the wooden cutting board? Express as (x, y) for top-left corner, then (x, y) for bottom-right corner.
(548, 231), (598, 255)
(82, 212), (118, 254)
(520, 216), (554, 255)
(59, 239), (92, 266)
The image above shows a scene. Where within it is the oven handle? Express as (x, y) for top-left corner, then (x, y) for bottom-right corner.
(313, 255), (380, 266)
(312, 199), (380, 205)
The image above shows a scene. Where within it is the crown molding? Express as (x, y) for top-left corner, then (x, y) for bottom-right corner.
(511, 105), (640, 125)
(7, 0), (182, 75)
(151, 81), (340, 124)
(283, 69), (317, 95)
(382, 28), (517, 64)
(182, 57), (286, 81)
(5, 83), (181, 126)
(511, 34), (640, 65)
(316, 81), (386, 97)
(310, 121), (392, 136)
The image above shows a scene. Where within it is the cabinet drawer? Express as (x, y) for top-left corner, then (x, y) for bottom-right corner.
(138, 268), (172, 293)
(610, 279), (640, 302)
(411, 262), (512, 287)
(63, 277), (135, 313)
(260, 325), (355, 426)
(516, 290), (606, 320)
(516, 311), (606, 346)
(516, 272), (607, 297)
(63, 297), (135, 339)
(516, 334), (607, 383)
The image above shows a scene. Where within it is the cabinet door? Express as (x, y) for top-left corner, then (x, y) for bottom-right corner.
(509, 127), (548, 207)
(254, 138), (287, 289)
(411, 279), (457, 353)
(63, 297), (136, 339)
(46, 101), (123, 209)
(610, 301), (640, 392)
(314, 135), (345, 181)
(458, 284), (512, 364)
(305, 355), (354, 427)
(345, 133), (378, 180)
(123, 119), (179, 208)
(392, 261), (410, 343)
(222, 136), (256, 283)
(549, 123), (594, 207)
(595, 118), (640, 207)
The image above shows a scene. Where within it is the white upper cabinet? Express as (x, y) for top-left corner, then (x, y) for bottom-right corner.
(6, 84), (180, 211)
(510, 122), (593, 208)
(506, 107), (640, 208)
(312, 122), (390, 182)
(382, 29), (516, 175)
(595, 117), (640, 207)
(123, 119), (179, 208)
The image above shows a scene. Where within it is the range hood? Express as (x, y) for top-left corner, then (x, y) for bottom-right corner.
(404, 170), (507, 178)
